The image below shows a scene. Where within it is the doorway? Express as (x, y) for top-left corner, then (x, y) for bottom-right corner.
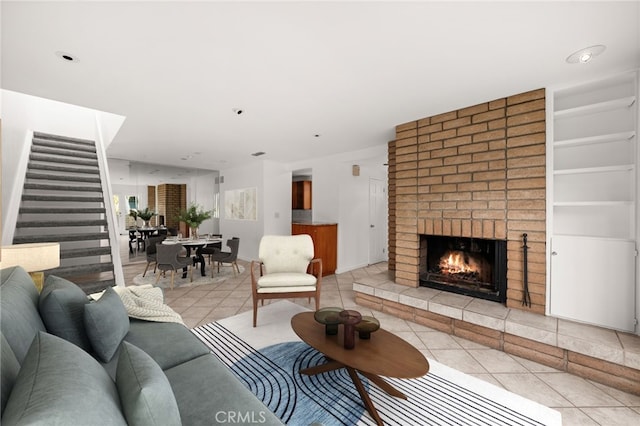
(369, 178), (387, 264)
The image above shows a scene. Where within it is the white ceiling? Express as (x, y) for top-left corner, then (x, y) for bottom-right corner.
(2, 1), (640, 173)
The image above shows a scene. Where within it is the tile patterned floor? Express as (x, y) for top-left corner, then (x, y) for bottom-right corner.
(121, 240), (640, 425)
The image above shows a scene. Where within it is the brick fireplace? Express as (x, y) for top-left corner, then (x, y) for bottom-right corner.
(388, 88), (546, 314)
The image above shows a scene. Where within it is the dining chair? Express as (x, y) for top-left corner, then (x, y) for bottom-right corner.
(128, 230), (137, 254)
(155, 243), (193, 289)
(142, 236), (166, 277)
(250, 234), (322, 327)
(200, 234), (223, 264)
(210, 237), (240, 277)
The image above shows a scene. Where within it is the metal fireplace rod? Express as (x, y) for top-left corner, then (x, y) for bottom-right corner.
(522, 233), (531, 307)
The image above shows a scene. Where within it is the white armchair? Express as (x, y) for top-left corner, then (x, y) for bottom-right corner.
(250, 234), (322, 327)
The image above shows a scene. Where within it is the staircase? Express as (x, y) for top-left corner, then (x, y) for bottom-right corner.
(12, 132), (117, 294)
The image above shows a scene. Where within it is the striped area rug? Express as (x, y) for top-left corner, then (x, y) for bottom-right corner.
(191, 302), (561, 426)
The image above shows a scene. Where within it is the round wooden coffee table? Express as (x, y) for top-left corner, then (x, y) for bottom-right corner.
(291, 311), (429, 425)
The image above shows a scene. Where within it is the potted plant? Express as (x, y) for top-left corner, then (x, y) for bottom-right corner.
(137, 207), (157, 228)
(128, 209), (139, 227)
(175, 203), (212, 239)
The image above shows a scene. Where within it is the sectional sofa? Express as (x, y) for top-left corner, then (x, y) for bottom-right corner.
(0, 265), (283, 425)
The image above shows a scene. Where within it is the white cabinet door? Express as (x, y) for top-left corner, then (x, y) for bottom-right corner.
(550, 236), (636, 331)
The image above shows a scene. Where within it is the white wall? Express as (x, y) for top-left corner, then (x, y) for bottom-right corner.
(188, 170), (218, 235)
(218, 160), (293, 261)
(289, 145), (388, 273)
(263, 160), (293, 235)
(218, 161), (265, 261)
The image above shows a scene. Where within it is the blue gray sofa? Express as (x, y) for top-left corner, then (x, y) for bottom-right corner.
(0, 266), (283, 425)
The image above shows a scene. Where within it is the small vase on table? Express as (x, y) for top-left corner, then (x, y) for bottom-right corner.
(339, 310), (362, 350)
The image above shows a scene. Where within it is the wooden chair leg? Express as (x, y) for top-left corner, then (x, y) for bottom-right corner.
(143, 262), (150, 277)
(170, 271), (175, 290)
(253, 297), (258, 327)
(155, 271), (162, 284)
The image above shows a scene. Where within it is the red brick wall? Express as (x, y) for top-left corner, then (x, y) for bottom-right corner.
(388, 89), (546, 314)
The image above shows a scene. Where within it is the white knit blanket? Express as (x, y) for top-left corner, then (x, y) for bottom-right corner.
(113, 285), (184, 325)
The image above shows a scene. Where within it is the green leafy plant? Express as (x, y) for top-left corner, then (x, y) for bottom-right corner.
(175, 203), (212, 228)
(128, 209), (138, 220)
(137, 207), (157, 221)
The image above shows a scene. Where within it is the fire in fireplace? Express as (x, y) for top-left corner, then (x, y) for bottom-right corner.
(420, 235), (507, 303)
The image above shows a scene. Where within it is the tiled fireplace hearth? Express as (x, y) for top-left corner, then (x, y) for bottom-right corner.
(352, 88), (640, 395)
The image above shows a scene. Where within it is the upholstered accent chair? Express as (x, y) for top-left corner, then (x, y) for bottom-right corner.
(250, 234), (322, 327)
(155, 244), (192, 289)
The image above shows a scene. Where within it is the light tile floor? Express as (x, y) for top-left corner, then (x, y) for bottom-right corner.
(121, 240), (640, 425)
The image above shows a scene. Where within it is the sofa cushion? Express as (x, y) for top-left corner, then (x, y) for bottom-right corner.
(0, 266), (46, 364)
(1, 333), (20, 415)
(1, 332), (126, 426)
(124, 319), (209, 370)
(38, 275), (91, 351)
(116, 342), (181, 426)
(164, 354), (283, 425)
(84, 287), (130, 362)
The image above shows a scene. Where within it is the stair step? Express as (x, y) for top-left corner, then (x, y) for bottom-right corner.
(22, 195), (105, 203)
(33, 132), (95, 147)
(13, 232), (110, 244)
(31, 145), (98, 160)
(26, 172), (102, 184)
(19, 207), (107, 214)
(29, 153), (98, 167)
(48, 263), (114, 277)
(23, 183), (103, 193)
(28, 163), (100, 175)
(26, 172), (102, 183)
(60, 247), (112, 259)
(32, 138), (97, 154)
(16, 219), (108, 228)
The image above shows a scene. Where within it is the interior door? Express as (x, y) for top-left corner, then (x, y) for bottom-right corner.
(369, 178), (387, 264)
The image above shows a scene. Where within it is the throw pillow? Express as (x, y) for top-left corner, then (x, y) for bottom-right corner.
(116, 342), (181, 426)
(84, 287), (130, 362)
(1, 332), (127, 425)
(38, 275), (91, 351)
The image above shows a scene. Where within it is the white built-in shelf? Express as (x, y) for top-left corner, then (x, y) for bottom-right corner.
(554, 131), (635, 148)
(553, 164), (634, 175)
(554, 96), (636, 119)
(552, 233), (636, 243)
(553, 201), (633, 207)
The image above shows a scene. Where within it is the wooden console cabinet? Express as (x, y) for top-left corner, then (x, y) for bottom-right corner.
(291, 223), (337, 276)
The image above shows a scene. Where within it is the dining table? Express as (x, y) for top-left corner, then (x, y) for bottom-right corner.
(162, 237), (222, 277)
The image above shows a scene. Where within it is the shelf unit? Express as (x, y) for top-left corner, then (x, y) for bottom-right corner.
(547, 71), (638, 332)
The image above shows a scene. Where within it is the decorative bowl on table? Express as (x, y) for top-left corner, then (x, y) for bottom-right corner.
(314, 307), (343, 335)
(354, 316), (380, 339)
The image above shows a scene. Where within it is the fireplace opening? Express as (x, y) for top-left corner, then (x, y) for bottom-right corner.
(420, 235), (507, 303)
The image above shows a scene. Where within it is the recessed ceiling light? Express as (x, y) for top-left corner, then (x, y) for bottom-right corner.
(55, 51), (78, 63)
(233, 108), (244, 115)
(566, 45), (606, 64)
(251, 151), (266, 157)
(314, 134), (321, 138)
